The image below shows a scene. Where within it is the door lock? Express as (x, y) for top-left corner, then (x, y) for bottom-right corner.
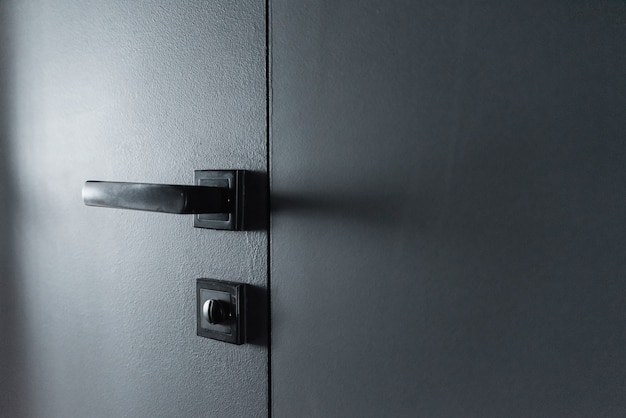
(202, 299), (230, 324)
(82, 170), (245, 230)
(197, 279), (246, 344)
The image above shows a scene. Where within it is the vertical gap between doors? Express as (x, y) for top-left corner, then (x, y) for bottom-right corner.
(265, 0), (272, 416)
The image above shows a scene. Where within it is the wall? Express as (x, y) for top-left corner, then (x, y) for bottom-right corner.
(271, 1), (626, 416)
(1, 1), (267, 417)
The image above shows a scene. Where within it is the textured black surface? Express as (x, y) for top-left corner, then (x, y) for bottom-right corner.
(1, 1), (267, 417)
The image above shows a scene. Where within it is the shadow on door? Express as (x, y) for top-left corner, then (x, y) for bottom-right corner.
(0, 5), (26, 416)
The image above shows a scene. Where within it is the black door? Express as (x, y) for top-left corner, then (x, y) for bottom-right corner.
(271, 1), (626, 416)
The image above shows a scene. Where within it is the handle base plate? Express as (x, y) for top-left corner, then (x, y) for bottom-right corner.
(194, 170), (244, 230)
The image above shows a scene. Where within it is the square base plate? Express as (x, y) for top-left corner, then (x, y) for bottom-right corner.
(194, 170), (244, 230)
(196, 278), (246, 344)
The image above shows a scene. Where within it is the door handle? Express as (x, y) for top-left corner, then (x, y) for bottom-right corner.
(82, 181), (229, 213)
(82, 170), (245, 230)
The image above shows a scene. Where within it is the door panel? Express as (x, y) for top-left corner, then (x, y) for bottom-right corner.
(271, 1), (626, 417)
(3, 1), (267, 417)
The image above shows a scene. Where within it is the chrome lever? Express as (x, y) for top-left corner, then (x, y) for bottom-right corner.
(82, 170), (245, 230)
(82, 181), (230, 214)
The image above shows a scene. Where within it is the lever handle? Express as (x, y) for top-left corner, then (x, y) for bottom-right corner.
(82, 181), (230, 214)
(82, 170), (245, 230)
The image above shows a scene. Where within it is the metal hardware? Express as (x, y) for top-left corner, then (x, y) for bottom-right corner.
(82, 170), (245, 230)
(202, 299), (230, 324)
(194, 170), (244, 231)
(197, 278), (246, 344)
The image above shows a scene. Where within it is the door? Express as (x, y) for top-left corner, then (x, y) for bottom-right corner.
(271, 1), (626, 417)
(2, 1), (267, 417)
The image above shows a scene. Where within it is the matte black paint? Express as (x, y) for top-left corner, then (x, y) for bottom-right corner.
(271, 1), (626, 417)
(0, 4), (28, 417)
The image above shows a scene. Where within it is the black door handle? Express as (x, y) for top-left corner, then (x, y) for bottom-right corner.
(82, 170), (245, 230)
(82, 181), (229, 214)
